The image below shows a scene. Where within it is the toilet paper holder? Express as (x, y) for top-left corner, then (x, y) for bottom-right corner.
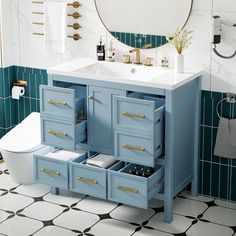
(13, 80), (28, 87)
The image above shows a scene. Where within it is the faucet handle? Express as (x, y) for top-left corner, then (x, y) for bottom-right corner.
(145, 57), (154, 66)
(123, 55), (132, 64)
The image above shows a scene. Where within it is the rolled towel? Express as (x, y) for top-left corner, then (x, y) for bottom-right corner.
(214, 117), (236, 159)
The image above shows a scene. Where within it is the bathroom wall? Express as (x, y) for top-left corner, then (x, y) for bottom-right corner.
(1, 0), (236, 202)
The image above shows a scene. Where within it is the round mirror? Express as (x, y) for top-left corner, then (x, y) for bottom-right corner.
(95, 0), (193, 49)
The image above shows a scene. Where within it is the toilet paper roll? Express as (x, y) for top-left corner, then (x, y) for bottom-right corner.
(12, 86), (25, 100)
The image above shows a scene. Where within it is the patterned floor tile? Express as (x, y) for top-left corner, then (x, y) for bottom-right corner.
(0, 193), (34, 212)
(75, 196), (118, 214)
(34, 226), (78, 236)
(202, 206), (236, 226)
(179, 192), (213, 203)
(13, 184), (50, 198)
(146, 213), (193, 234)
(110, 205), (155, 224)
(173, 197), (208, 217)
(149, 199), (164, 209)
(133, 228), (172, 236)
(89, 219), (137, 236)
(186, 221), (234, 236)
(0, 163), (7, 171)
(43, 190), (85, 206)
(53, 208), (99, 231)
(0, 210), (12, 223)
(215, 199), (236, 210)
(0, 215), (43, 236)
(22, 201), (65, 221)
(0, 174), (19, 190)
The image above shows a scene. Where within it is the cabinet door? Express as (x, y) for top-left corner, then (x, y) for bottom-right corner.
(88, 86), (126, 149)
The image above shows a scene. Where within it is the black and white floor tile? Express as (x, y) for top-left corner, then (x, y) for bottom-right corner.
(0, 162), (236, 236)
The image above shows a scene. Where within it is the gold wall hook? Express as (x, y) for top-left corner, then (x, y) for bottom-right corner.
(68, 1), (81, 8)
(67, 12), (81, 19)
(67, 23), (81, 30)
(68, 34), (81, 41)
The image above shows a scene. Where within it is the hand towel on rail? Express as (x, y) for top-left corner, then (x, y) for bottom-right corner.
(44, 1), (67, 54)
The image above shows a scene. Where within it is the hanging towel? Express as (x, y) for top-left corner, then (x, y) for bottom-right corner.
(44, 1), (67, 54)
(229, 119), (236, 146)
(214, 117), (236, 159)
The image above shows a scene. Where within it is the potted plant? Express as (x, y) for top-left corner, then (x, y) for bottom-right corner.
(167, 28), (193, 73)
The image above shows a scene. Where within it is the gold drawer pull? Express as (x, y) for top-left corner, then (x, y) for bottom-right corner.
(76, 177), (97, 184)
(122, 112), (145, 119)
(48, 130), (68, 137)
(47, 100), (67, 106)
(116, 186), (139, 194)
(122, 144), (145, 152)
(40, 168), (61, 176)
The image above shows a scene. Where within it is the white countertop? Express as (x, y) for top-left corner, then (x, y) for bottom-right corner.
(47, 57), (202, 90)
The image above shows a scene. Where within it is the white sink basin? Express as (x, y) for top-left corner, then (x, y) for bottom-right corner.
(74, 62), (167, 82)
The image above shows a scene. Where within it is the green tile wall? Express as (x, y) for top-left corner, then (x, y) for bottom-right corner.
(0, 66), (235, 203)
(111, 32), (168, 48)
(0, 66), (47, 138)
(200, 90), (236, 202)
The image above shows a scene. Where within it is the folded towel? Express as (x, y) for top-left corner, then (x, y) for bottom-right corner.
(46, 149), (86, 161)
(86, 154), (117, 169)
(214, 117), (236, 159)
(44, 1), (67, 54)
(229, 119), (236, 146)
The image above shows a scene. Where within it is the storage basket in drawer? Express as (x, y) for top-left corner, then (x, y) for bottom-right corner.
(40, 85), (86, 122)
(114, 130), (163, 167)
(69, 154), (117, 199)
(41, 116), (87, 150)
(108, 162), (164, 209)
(113, 95), (165, 134)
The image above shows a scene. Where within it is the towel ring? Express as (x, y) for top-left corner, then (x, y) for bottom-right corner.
(216, 98), (227, 119)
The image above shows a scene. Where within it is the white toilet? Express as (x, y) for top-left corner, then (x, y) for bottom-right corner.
(0, 112), (51, 185)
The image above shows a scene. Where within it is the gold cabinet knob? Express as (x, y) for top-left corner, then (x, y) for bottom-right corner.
(123, 55), (132, 64)
(145, 57), (154, 66)
(88, 96), (93, 100)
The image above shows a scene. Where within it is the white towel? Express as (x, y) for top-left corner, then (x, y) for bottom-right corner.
(44, 2), (67, 54)
(46, 149), (86, 161)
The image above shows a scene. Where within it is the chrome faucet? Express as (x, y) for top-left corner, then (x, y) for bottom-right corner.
(129, 48), (142, 65)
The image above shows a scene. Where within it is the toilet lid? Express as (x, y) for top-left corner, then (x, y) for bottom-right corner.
(0, 123), (43, 153)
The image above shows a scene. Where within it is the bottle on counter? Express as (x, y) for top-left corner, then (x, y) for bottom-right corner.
(107, 39), (115, 62)
(97, 36), (105, 61)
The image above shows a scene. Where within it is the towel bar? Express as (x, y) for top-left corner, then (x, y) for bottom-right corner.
(32, 1), (82, 8)
(33, 33), (82, 41)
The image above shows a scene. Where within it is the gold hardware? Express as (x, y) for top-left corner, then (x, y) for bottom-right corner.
(122, 144), (145, 152)
(142, 44), (152, 49)
(129, 48), (142, 65)
(68, 34), (81, 41)
(40, 168), (61, 176)
(47, 100), (67, 106)
(88, 96), (93, 100)
(68, 12), (81, 19)
(67, 23), (81, 30)
(32, 1), (43, 4)
(123, 55), (132, 64)
(33, 22), (44, 25)
(32, 12), (44, 15)
(76, 177), (97, 184)
(68, 1), (81, 8)
(48, 130), (68, 137)
(145, 57), (154, 66)
(33, 33), (44, 36)
(0, 159), (4, 164)
(122, 112), (145, 119)
(13, 80), (28, 86)
(116, 186), (139, 193)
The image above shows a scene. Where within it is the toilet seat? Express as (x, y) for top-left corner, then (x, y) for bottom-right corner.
(0, 123), (44, 154)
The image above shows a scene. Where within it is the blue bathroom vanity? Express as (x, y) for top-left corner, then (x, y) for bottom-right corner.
(33, 58), (202, 223)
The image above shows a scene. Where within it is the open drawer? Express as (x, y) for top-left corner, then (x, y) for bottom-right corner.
(34, 149), (87, 189)
(40, 85), (86, 122)
(41, 116), (87, 150)
(113, 94), (165, 135)
(108, 162), (164, 209)
(69, 154), (117, 200)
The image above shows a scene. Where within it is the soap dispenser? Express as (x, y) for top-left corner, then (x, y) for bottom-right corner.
(97, 36), (105, 61)
(107, 39), (115, 62)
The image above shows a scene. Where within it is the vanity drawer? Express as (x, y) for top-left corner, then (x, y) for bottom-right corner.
(34, 155), (69, 189)
(40, 85), (86, 122)
(114, 130), (163, 167)
(41, 116), (87, 150)
(113, 96), (165, 134)
(108, 162), (164, 209)
(69, 154), (108, 199)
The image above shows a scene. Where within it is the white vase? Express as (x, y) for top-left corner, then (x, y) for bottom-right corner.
(175, 53), (184, 73)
